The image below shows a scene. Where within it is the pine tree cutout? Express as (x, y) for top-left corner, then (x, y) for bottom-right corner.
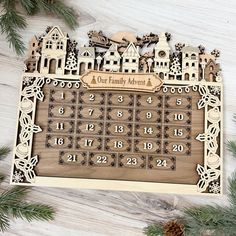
(65, 51), (77, 74)
(169, 53), (182, 80)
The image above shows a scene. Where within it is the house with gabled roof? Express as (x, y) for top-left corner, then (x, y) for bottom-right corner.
(77, 46), (95, 75)
(40, 26), (68, 75)
(121, 42), (140, 73)
(103, 44), (121, 72)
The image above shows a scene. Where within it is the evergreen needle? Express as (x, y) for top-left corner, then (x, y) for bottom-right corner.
(0, 212), (10, 232)
(227, 140), (236, 158)
(0, 145), (55, 232)
(0, 174), (4, 183)
(144, 223), (164, 236)
(0, 0), (78, 55)
(144, 171), (236, 236)
(0, 146), (11, 160)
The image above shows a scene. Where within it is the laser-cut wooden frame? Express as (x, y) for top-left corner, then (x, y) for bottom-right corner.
(10, 26), (223, 195)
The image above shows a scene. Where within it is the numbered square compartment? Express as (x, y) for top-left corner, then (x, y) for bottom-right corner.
(164, 141), (191, 156)
(88, 153), (116, 167)
(79, 91), (105, 105)
(136, 94), (162, 107)
(134, 140), (161, 153)
(118, 154), (146, 169)
(148, 155), (176, 170)
(164, 110), (191, 125)
(136, 109), (162, 123)
(59, 151), (87, 166)
(48, 104), (75, 119)
(165, 95), (192, 109)
(106, 123), (132, 136)
(78, 106), (104, 120)
(47, 119), (74, 133)
(107, 93), (134, 106)
(164, 126), (191, 139)
(76, 137), (102, 150)
(50, 89), (76, 103)
(46, 135), (73, 149)
(135, 124), (161, 138)
(105, 138), (132, 152)
(77, 121), (103, 135)
(107, 108), (133, 121)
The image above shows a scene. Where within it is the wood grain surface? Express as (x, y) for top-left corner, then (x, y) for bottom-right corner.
(0, 0), (236, 235)
(33, 84), (203, 185)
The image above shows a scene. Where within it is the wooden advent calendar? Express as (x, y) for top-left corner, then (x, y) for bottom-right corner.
(11, 26), (223, 195)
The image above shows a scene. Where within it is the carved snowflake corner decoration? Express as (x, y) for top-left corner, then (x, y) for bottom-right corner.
(22, 77), (45, 101)
(19, 113), (42, 143)
(196, 164), (220, 192)
(209, 181), (221, 194)
(22, 76), (34, 86)
(12, 170), (24, 183)
(209, 86), (221, 96)
(197, 85), (220, 109)
(15, 155), (38, 183)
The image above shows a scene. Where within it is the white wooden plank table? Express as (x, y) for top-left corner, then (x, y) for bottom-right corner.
(0, 0), (236, 235)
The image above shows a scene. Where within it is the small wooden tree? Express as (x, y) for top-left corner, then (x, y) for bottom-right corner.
(169, 54), (182, 80)
(65, 51), (77, 74)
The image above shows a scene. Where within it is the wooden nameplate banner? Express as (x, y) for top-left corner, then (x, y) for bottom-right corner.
(11, 26), (223, 195)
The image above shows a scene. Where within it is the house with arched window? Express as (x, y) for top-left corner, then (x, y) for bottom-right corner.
(153, 32), (170, 80)
(204, 59), (220, 82)
(77, 46), (95, 75)
(40, 26), (68, 75)
(182, 46), (199, 81)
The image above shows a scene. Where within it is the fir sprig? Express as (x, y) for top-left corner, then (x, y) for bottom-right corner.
(144, 174), (236, 236)
(0, 146), (55, 232)
(144, 224), (164, 236)
(0, 186), (28, 204)
(2, 202), (54, 222)
(0, 146), (11, 160)
(37, 0), (77, 29)
(144, 114), (236, 236)
(0, 0), (78, 55)
(227, 140), (236, 157)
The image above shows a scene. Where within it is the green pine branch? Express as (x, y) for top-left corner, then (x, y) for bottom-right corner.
(144, 172), (236, 236)
(144, 223), (164, 236)
(0, 186), (29, 205)
(145, 113), (236, 235)
(0, 174), (5, 183)
(0, 186), (55, 232)
(228, 172), (236, 206)
(227, 140), (236, 158)
(0, 146), (11, 160)
(0, 146), (55, 232)
(36, 0), (78, 29)
(0, 0), (78, 55)
(183, 205), (236, 236)
(0, 212), (10, 232)
(3, 202), (55, 222)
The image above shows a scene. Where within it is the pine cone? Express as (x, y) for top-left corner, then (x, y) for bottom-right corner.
(163, 220), (184, 236)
